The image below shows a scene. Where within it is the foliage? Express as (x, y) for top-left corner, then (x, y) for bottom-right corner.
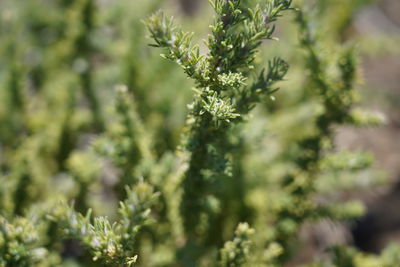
(219, 223), (254, 267)
(0, 0), (398, 266)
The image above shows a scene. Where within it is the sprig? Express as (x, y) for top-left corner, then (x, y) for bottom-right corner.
(52, 182), (159, 266)
(219, 222), (255, 267)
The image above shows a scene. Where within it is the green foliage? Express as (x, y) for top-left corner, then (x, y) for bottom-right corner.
(147, 1), (292, 248)
(0, 216), (50, 266)
(219, 223), (254, 267)
(0, 0), (398, 266)
(52, 182), (159, 266)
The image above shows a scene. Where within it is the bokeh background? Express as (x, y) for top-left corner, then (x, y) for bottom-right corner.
(0, 0), (399, 265)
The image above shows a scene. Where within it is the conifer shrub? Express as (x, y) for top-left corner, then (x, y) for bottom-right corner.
(0, 0), (398, 266)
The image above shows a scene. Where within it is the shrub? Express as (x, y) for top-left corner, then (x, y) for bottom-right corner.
(0, 0), (398, 266)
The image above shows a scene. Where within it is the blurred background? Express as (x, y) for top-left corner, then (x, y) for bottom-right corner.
(0, 0), (399, 265)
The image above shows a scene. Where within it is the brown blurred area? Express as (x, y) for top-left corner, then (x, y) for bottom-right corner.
(340, 0), (400, 254)
(179, 0), (201, 15)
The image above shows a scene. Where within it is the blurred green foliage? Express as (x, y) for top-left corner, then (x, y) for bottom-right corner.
(0, 0), (399, 266)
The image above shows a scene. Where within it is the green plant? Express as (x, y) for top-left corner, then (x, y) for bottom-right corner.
(0, 0), (398, 266)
